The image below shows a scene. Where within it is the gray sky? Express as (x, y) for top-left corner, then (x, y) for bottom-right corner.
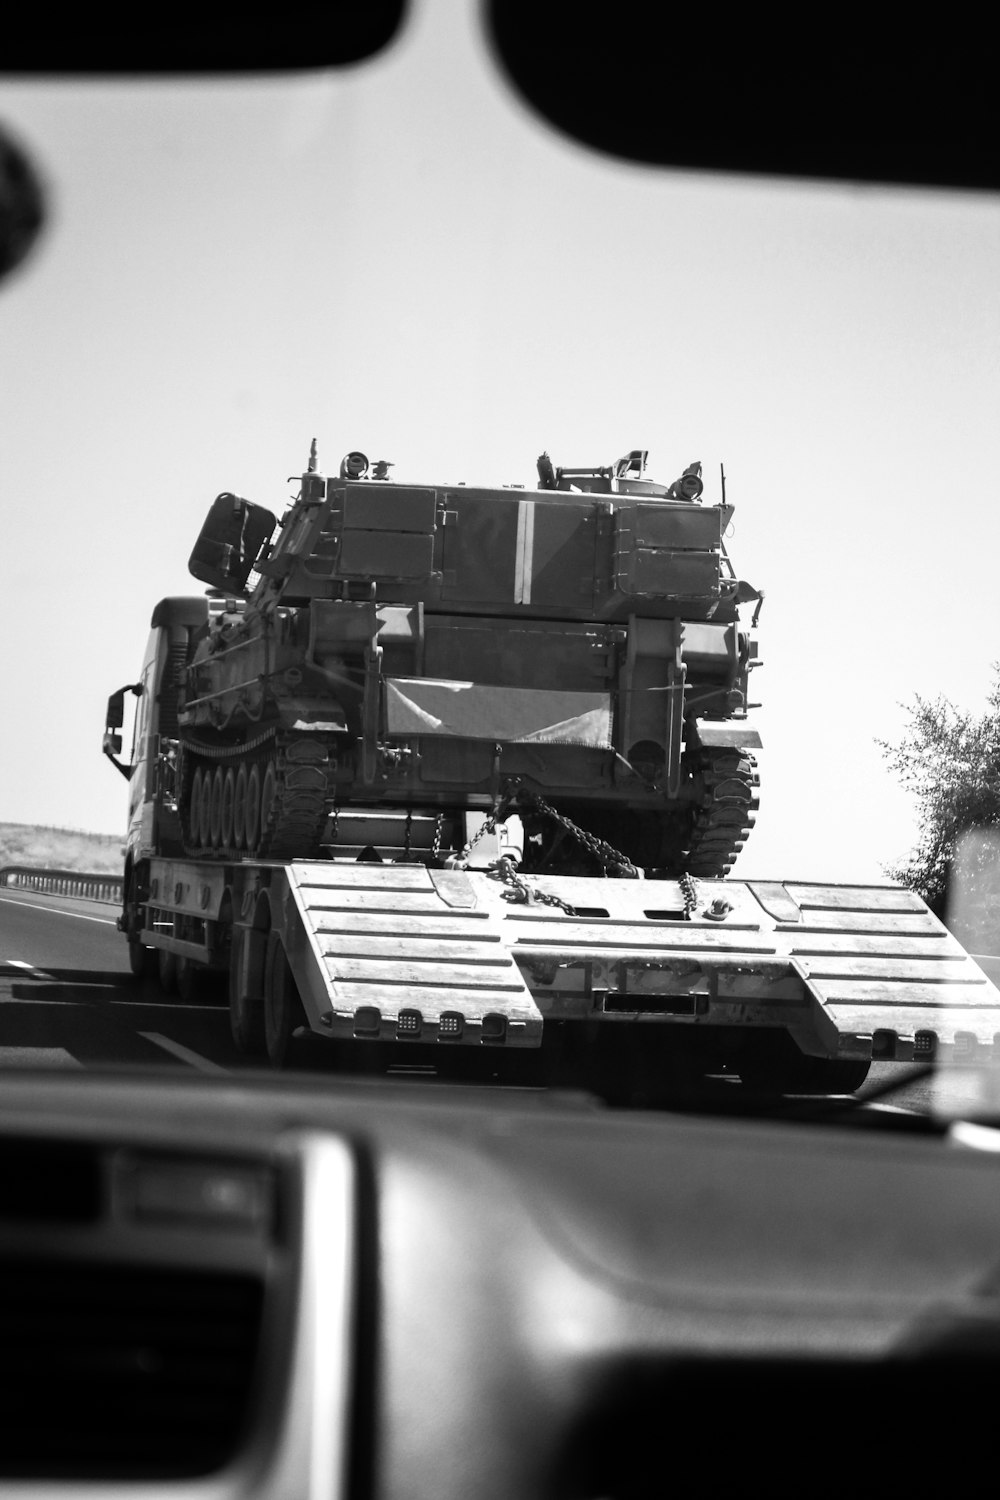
(2, 1), (999, 882)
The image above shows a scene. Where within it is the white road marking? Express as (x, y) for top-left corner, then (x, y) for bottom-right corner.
(0, 1047), (83, 1069)
(138, 1032), (229, 1074)
(0, 894), (118, 925)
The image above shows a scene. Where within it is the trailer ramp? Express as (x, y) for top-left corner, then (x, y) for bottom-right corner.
(280, 865), (1000, 1061)
(507, 877), (1000, 1062)
(282, 863), (543, 1046)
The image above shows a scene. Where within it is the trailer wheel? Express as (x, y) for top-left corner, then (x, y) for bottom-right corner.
(176, 956), (217, 1005)
(264, 935), (307, 1069)
(158, 946), (178, 995)
(738, 1032), (871, 1095)
(229, 925), (266, 1056)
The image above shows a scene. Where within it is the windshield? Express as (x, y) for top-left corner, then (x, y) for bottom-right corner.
(2, 4), (999, 1120)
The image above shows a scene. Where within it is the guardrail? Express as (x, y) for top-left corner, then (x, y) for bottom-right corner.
(0, 866), (124, 905)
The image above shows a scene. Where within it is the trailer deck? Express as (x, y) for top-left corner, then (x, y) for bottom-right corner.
(141, 861), (1000, 1063)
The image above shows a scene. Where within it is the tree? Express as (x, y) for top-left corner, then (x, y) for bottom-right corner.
(879, 669), (1000, 925)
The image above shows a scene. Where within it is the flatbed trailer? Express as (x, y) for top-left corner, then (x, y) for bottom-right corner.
(106, 443), (1000, 1097)
(127, 853), (1000, 1092)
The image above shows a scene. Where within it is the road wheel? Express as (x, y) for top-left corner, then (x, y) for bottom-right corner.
(244, 764), (261, 853)
(233, 764), (248, 849)
(188, 768), (204, 847)
(197, 768), (212, 848)
(229, 925), (266, 1055)
(220, 768), (236, 849)
(264, 934), (308, 1068)
(259, 760), (278, 847)
(209, 767), (224, 848)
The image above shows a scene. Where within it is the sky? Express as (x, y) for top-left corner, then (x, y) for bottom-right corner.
(2, 1), (999, 884)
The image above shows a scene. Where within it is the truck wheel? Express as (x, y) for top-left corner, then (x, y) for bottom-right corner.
(264, 935), (308, 1069)
(229, 925), (265, 1056)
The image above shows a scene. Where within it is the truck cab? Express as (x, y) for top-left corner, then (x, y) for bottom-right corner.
(103, 597), (208, 868)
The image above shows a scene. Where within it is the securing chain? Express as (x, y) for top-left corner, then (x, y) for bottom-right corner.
(492, 857), (577, 915)
(453, 809), (499, 863)
(515, 787), (640, 879)
(447, 804), (576, 912)
(680, 872), (700, 920)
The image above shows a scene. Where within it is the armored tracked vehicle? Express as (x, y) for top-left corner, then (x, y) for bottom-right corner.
(104, 443), (1000, 1089)
(170, 443), (763, 877)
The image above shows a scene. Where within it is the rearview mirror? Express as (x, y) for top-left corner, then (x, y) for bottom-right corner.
(106, 690), (126, 729)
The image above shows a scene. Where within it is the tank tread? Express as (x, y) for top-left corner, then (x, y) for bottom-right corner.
(180, 735), (333, 861)
(684, 745), (759, 877)
(258, 743), (330, 859)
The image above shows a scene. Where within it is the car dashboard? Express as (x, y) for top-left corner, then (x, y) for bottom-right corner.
(3, 1071), (1000, 1499)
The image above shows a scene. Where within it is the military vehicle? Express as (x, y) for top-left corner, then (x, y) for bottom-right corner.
(105, 443), (1000, 1094)
(170, 442), (763, 878)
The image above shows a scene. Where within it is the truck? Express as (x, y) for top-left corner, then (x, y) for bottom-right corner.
(103, 443), (1000, 1097)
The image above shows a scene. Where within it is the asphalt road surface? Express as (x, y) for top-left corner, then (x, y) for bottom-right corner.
(1, 884), (996, 1119)
(0, 885), (242, 1074)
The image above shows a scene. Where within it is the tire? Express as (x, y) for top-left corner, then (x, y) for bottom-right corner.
(264, 934), (307, 1069)
(158, 946), (178, 995)
(229, 925), (266, 1056)
(176, 955), (214, 1004)
(124, 865), (156, 978)
(738, 1032), (871, 1096)
(128, 934), (156, 978)
(796, 1057), (872, 1094)
(220, 767), (236, 849)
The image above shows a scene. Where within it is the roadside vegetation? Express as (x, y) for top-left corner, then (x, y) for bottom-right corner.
(880, 668), (1000, 928)
(0, 823), (123, 875)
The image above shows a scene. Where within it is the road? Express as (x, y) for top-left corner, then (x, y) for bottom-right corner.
(1, 885), (995, 1117)
(0, 886), (241, 1074)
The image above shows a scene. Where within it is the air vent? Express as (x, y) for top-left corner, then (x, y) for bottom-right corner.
(0, 1259), (264, 1479)
(0, 1139), (101, 1222)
